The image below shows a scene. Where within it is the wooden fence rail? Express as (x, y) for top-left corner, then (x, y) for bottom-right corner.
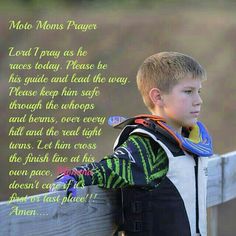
(1, 151), (236, 236)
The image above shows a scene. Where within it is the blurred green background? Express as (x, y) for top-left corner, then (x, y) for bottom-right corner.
(0, 0), (236, 235)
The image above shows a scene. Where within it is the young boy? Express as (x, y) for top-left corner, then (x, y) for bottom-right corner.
(51, 52), (213, 236)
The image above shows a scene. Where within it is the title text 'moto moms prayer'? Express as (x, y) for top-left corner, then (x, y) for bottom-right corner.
(9, 20), (97, 32)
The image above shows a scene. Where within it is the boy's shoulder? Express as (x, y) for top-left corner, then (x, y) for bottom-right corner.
(111, 114), (181, 154)
(109, 114), (213, 157)
(108, 114), (164, 130)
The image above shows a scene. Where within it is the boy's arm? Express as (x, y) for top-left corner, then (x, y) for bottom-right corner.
(70, 134), (168, 189)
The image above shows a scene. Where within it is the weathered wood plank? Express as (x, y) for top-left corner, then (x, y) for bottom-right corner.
(0, 186), (120, 236)
(222, 151), (236, 202)
(207, 155), (223, 207)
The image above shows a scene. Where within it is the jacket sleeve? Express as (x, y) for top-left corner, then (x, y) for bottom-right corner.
(71, 134), (168, 189)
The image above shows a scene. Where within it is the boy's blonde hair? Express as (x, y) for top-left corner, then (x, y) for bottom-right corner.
(137, 52), (206, 111)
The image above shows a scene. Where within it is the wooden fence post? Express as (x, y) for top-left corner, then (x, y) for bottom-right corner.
(208, 206), (218, 236)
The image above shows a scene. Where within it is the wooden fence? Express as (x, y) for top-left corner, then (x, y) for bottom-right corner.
(1, 151), (236, 236)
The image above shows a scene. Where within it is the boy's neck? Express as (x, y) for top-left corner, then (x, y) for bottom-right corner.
(164, 117), (182, 134)
(151, 112), (182, 134)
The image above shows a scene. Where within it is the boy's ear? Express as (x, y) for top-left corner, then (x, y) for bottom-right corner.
(149, 88), (164, 106)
